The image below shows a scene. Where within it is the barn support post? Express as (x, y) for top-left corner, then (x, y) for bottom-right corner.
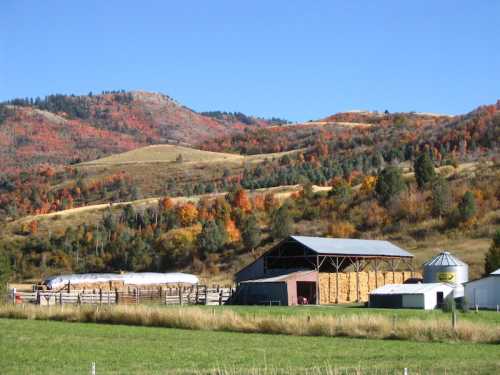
(316, 255), (320, 305)
(355, 259), (360, 303)
(374, 259), (379, 288)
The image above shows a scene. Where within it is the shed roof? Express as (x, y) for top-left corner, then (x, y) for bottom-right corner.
(290, 236), (413, 258)
(370, 283), (453, 295)
(241, 270), (316, 284)
(491, 268), (500, 275)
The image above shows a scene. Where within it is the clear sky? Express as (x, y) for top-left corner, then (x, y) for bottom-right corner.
(1, 1), (499, 121)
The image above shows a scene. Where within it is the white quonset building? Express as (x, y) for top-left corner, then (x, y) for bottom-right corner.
(369, 283), (454, 310)
(464, 268), (500, 310)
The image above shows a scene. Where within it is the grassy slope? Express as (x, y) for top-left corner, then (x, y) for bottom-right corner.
(79, 144), (245, 165)
(1, 318), (499, 374)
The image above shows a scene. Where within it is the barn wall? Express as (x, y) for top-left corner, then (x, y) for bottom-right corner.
(465, 277), (500, 309)
(402, 294), (424, 308)
(285, 271), (318, 305)
(319, 271), (421, 304)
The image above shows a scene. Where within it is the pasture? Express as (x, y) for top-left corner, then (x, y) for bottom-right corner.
(1, 318), (499, 374)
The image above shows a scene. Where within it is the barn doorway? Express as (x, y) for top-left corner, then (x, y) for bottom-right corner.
(436, 291), (444, 307)
(296, 281), (316, 304)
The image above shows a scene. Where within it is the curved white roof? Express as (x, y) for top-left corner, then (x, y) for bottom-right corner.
(44, 272), (199, 289)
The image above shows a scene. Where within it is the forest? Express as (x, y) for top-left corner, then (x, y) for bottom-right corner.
(1, 149), (499, 280)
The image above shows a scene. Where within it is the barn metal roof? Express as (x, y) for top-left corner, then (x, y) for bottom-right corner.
(423, 251), (467, 267)
(290, 236), (413, 258)
(370, 283), (453, 295)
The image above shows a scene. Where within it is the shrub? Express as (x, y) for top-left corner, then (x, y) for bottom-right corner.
(328, 221), (356, 238)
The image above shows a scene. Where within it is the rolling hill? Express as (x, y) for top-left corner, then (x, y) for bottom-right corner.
(0, 91), (278, 173)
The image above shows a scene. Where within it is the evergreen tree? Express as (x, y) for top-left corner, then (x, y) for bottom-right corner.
(197, 220), (227, 256)
(485, 230), (500, 275)
(375, 166), (406, 206)
(458, 191), (476, 222)
(0, 250), (11, 297)
(414, 151), (436, 189)
(242, 214), (261, 251)
(431, 177), (452, 218)
(271, 204), (292, 240)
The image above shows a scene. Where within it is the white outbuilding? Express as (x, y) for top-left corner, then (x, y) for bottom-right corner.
(369, 283), (454, 310)
(464, 268), (500, 310)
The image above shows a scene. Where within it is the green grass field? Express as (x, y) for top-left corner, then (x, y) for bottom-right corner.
(174, 304), (500, 325)
(1, 318), (499, 375)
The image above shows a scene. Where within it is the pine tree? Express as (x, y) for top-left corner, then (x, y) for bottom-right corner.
(414, 151), (436, 189)
(197, 220), (227, 256)
(271, 204), (292, 240)
(458, 191), (476, 222)
(242, 214), (261, 251)
(375, 166), (406, 206)
(0, 250), (11, 297)
(431, 177), (452, 218)
(485, 230), (500, 275)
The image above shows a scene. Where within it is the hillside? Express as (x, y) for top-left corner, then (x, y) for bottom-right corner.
(0, 91), (278, 173)
(0, 97), (499, 284)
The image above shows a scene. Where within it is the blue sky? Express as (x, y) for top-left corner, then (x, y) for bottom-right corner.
(1, 1), (499, 121)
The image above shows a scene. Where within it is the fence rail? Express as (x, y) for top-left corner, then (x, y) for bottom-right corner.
(9, 285), (234, 307)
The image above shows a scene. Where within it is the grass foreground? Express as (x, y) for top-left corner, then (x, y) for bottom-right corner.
(1, 318), (499, 375)
(1, 304), (499, 344)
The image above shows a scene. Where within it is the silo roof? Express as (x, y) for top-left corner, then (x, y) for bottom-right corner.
(423, 251), (467, 267)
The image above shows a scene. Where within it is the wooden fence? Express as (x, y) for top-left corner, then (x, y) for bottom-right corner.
(9, 285), (234, 307)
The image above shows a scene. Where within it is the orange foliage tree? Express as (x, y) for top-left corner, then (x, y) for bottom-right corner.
(177, 202), (199, 226)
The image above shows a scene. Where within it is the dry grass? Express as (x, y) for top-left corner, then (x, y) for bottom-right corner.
(1, 304), (498, 344)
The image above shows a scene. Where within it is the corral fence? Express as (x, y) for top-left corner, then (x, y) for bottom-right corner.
(8, 285), (235, 307)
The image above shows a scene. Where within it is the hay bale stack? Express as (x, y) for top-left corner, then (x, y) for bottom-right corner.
(318, 270), (423, 304)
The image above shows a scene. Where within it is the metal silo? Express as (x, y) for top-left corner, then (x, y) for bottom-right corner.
(423, 251), (469, 285)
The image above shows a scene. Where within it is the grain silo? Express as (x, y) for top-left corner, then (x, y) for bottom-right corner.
(423, 251), (468, 284)
(423, 251), (468, 297)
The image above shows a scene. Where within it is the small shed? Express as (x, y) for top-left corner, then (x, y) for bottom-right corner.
(369, 283), (454, 310)
(464, 268), (500, 310)
(230, 270), (317, 306)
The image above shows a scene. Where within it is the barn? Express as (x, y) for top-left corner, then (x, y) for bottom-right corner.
(369, 283), (454, 310)
(233, 236), (417, 305)
(464, 268), (500, 310)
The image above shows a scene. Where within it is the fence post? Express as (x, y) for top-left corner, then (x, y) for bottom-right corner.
(452, 305), (457, 330)
(204, 286), (208, 305)
(115, 288), (119, 305)
(219, 290), (223, 306)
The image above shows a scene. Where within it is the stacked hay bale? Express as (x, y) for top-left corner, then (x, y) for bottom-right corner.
(319, 271), (422, 304)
